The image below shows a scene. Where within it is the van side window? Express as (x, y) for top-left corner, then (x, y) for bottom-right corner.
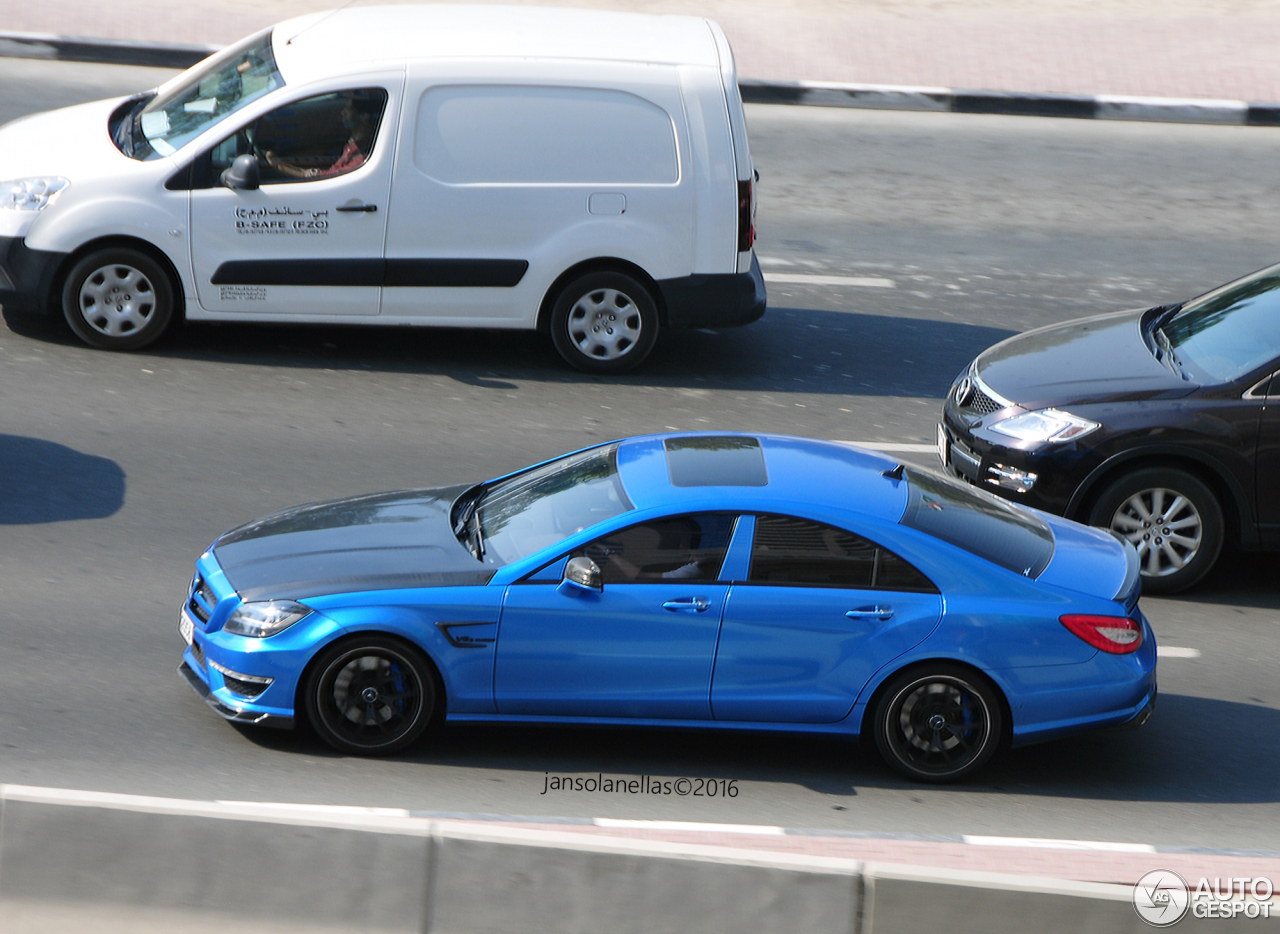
(414, 85), (678, 185)
(210, 88), (388, 185)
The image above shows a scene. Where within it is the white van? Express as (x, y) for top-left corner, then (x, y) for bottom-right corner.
(0, 5), (764, 372)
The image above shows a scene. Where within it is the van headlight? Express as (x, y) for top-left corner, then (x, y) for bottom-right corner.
(989, 408), (1099, 444)
(223, 600), (311, 638)
(0, 176), (70, 212)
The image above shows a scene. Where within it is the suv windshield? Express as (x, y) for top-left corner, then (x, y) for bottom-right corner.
(1163, 263), (1280, 383)
(900, 468), (1054, 578)
(471, 445), (633, 565)
(128, 30), (283, 159)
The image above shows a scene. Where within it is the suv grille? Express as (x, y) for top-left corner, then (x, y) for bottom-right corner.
(965, 388), (1003, 416)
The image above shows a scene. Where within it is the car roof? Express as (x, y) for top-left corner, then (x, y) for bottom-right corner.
(614, 433), (911, 521)
(272, 5), (722, 84)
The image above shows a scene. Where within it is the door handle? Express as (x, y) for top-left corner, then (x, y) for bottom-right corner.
(846, 605), (893, 621)
(662, 597), (710, 612)
(336, 203), (378, 212)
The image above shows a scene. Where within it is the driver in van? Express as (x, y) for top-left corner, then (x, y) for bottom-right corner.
(263, 96), (374, 180)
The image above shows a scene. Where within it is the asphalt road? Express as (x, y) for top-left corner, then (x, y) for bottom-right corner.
(1, 58), (1278, 853)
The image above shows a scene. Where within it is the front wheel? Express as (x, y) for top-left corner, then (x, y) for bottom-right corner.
(1088, 467), (1224, 594)
(549, 271), (659, 373)
(873, 664), (1003, 783)
(61, 247), (176, 350)
(304, 637), (436, 755)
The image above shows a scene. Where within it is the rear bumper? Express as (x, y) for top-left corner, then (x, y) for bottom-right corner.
(0, 236), (64, 313)
(656, 252), (766, 330)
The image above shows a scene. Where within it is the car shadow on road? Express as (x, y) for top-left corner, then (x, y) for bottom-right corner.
(231, 692), (1277, 806)
(1159, 546), (1280, 610)
(0, 434), (125, 524)
(3, 304), (1017, 399)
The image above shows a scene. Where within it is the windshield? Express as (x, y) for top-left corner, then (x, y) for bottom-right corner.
(900, 468), (1054, 578)
(1163, 263), (1280, 383)
(473, 445), (633, 565)
(130, 30), (283, 159)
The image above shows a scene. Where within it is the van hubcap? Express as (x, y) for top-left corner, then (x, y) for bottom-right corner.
(78, 264), (156, 337)
(567, 288), (642, 360)
(1108, 487), (1203, 578)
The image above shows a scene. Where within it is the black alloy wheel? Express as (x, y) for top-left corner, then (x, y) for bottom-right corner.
(305, 637), (436, 755)
(549, 270), (659, 373)
(874, 664), (1003, 783)
(61, 246), (176, 350)
(1088, 467), (1224, 595)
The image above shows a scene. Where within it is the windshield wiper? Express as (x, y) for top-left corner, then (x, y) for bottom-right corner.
(469, 509), (486, 560)
(1154, 326), (1188, 379)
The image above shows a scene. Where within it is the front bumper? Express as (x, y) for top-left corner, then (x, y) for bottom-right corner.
(178, 659), (294, 729)
(0, 235), (65, 313)
(656, 252), (766, 330)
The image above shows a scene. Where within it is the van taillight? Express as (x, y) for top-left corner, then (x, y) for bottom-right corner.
(1059, 614), (1144, 654)
(737, 178), (754, 252)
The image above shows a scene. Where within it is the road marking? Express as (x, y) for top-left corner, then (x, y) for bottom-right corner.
(764, 273), (896, 288)
(595, 819), (785, 835)
(963, 835), (1157, 853)
(1157, 646), (1201, 658)
(836, 441), (938, 453)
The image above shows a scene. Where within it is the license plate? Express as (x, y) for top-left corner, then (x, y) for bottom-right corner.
(178, 611), (194, 646)
(936, 423), (948, 466)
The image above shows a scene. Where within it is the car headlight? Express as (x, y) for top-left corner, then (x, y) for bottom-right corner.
(223, 600), (311, 638)
(0, 176), (70, 212)
(988, 408), (1099, 444)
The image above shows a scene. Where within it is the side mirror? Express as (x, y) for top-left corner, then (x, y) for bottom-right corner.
(221, 154), (261, 191)
(559, 555), (602, 594)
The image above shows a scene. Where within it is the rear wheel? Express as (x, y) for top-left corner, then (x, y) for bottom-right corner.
(61, 247), (176, 350)
(549, 270), (659, 373)
(305, 636), (435, 755)
(1088, 467), (1223, 594)
(873, 664), (1003, 783)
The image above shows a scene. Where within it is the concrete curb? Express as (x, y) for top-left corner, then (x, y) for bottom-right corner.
(1, 784), (1259, 934)
(3, 31), (1280, 126)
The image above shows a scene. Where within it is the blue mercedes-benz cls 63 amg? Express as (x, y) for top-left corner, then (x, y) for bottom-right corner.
(177, 433), (1155, 782)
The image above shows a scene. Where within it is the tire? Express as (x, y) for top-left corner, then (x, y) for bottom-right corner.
(549, 271), (659, 373)
(873, 664), (1003, 783)
(1088, 467), (1224, 595)
(61, 247), (176, 350)
(304, 636), (436, 756)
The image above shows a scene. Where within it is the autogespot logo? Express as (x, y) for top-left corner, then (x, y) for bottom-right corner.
(1134, 870), (1190, 927)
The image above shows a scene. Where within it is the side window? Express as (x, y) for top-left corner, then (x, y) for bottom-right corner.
(210, 88), (388, 184)
(749, 515), (935, 592)
(579, 514), (736, 584)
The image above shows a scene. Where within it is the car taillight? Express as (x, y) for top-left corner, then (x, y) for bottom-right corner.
(1059, 614), (1144, 654)
(737, 178), (755, 252)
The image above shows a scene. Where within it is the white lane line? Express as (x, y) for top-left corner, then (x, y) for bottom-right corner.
(1157, 646), (1201, 658)
(595, 819), (786, 835)
(764, 273), (896, 288)
(836, 441), (938, 453)
(963, 835), (1157, 853)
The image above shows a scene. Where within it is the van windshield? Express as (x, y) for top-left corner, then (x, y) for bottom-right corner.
(125, 30), (283, 160)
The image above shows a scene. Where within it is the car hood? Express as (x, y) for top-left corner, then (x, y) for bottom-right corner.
(1035, 512), (1137, 604)
(213, 485), (494, 602)
(976, 307), (1196, 410)
(0, 97), (137, 180)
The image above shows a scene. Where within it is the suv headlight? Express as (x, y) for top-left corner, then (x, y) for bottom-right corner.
(0, 176), (70, 212)
(989, 408), (1099, 444)
(223, 600), (311, 638)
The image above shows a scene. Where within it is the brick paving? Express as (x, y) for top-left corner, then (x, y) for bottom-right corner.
(7, 0), (1280, 101)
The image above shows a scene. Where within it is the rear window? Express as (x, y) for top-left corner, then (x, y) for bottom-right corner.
(899, 469), (1054, 578)
(413, 85), (678, 185)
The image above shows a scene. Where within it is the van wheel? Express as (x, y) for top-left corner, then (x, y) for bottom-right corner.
(550, 271), (659, 373)
(62, 247), (176, 351)
(1088, 467), (1224, 594)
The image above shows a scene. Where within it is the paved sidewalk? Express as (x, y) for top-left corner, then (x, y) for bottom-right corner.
(6, 0), (1280, 102)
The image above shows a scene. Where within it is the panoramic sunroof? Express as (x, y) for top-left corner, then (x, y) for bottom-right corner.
(663, 436), (768, 487)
